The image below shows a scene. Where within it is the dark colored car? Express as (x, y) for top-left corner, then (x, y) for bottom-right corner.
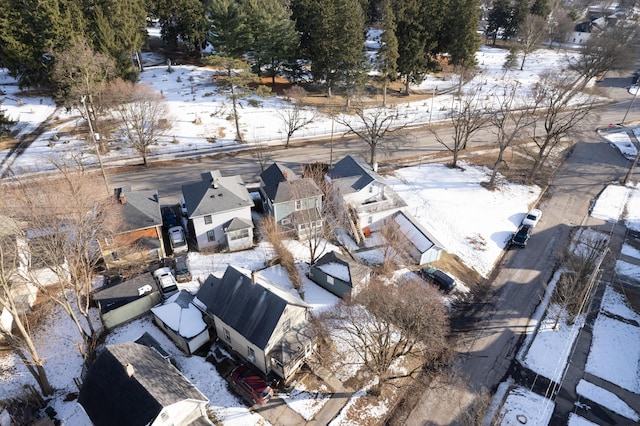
(510, 224), (532, 248)
(173, 255), (192, 283)
(162, 206), (177, 229)
(420, 266), (457, 293)
(230, 365), (273, 405)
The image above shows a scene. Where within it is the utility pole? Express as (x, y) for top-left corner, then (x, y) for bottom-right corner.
(81, 96), (110, 196)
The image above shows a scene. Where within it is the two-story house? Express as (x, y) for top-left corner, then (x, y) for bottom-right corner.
(181, 171), (254, 252)
(194, 265), (315, 383)
(100, 187), (165, 270)
(259, 163), (323, 240)
(326, 155), (406, 243)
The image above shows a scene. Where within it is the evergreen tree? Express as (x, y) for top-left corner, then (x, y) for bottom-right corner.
(244, 0), (299, 84)
(152, 0), (208, 53)
(394, 0), (426, 93)
(506, 0), (530, 41)
(0, 0), (83, 87)
(530, 0), (551, 18)
(90, 0), (147, 81)
(485, 0), (511, 45)
(0, 99), (15, 139)
(442, 0), (481, 70)
(208, 0), (252, 57)
(376, 0), (399, 106)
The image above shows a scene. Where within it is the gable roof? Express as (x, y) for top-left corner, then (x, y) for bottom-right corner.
(260, 163), (322, 203)
(392, 211), (444, 252)
(224, 217), (253, 232)
(182, 171), (253, 219)
(115, 187), (162, 232)
(78, 341), (208, 426)
(312, 251), (370, 286)
(92, 273), (159, 313)
(326, 155), (385, 194)
(197, 266), (309, 349)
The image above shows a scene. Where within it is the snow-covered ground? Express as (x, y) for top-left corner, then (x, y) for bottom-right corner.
(2, 28), (640, 425)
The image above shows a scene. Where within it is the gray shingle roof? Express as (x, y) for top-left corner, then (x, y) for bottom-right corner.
(326, 155), (385, 193)
(224, 217), (253, 232)
(181, 171), (253, 219)
(312, 251), (370, 287)
(115, 188), (162, 232)
(197, 266), (307, 350)
(92, 273), (159, 314)
(260, 163), (321, 203)
(78, 341), (207, 426)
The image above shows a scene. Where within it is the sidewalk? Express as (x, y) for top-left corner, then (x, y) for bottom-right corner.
(305, 360), (353, 425)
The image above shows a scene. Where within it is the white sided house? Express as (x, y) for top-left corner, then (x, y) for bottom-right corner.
(326, 155), (406, 243)
(195, 266), (315, 382)
(181, 171), (254, 252)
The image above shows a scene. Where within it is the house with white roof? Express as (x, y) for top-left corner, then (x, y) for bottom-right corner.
(388, 210), (444, 265)
(308, 251), (371, 298)
(151, 290), (210, 355)
(181, 171), (254, 252)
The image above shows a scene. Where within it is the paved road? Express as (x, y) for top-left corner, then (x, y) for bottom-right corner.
(402, 82), (638, 425)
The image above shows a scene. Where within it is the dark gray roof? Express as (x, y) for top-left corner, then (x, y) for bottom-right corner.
(92, 273), (159, 314)
(78, 341), (208, 426)
(182, 171), (253, 219)
(134, 332), (171, 360)
(326, 155), (384, 193)
(198, 266), (303, 349)
(312, 251), (370, 286)
(116, 188), (162, 232)
(224, 217), (253, 232)
(260, 163), (321, 203)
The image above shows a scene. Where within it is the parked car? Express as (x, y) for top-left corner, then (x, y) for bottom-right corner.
(168, 226), (188, 254)
(510, 224), (532, 248)
(420, 266), (457, 293)
(162, 206), (177, 229)
(229, 365), (273, 405)
(153, 267), (178, 298)
(173, 255), (192, 283)
(521, 208), (542, 227)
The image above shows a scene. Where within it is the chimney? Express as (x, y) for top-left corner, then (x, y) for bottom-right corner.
(372, 162), (378, 172)
(213, 178), (219, 189)
(283, 171), (288, 180)
(119, 193), (127, 204)
(125, 363), (135, 377)
(251, 271), (258, 284)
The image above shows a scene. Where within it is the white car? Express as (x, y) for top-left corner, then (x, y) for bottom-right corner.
(153, 267), (178, 298)
(522, 209), (542, 227)
(168, 226), (188, 254)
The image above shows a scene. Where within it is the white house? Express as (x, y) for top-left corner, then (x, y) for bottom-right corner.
(388, 210), (444, 265)
(326, 155), (406, 242)
(181, 171), (254, 252)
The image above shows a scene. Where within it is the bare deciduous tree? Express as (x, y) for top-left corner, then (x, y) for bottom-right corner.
(277, 87), (316, 148)
(317, 279), (450, 394)
(552, 232), (608, 327)
(431, 83), (488, 168)
(568, 19), (640, 87)
(486, 83), (537, 188)
(527, 71), (598, 183)
(51, 38), (117, 153)
(378, 216), (410, 273)
(548, 10), (574, 50)
(517, 14), (547, 70)
(112, 82), (172, 167)
(0, 231), (54, 396)
(336, 104), (406, 166)
(7, 156), (123, 360)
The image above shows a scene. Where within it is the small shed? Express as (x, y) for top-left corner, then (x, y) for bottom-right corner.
(309, 251), (371, 298)
(391, 211), (444, 265)
(92, 273), (162, 330)
(151, 290), (210, 355)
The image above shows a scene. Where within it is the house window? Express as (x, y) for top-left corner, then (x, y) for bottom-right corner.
(248, 347), (255, 361)
(283, 318), (291, 332)
(230, 229), (249, 241)
(207, 230), (215, 242)
(282, 218), (291, 225)
(223, 328), (231, 341)
(110, 251), (119, 261)
(368, 216), (373, 224)
(369, 185), (374, 193)
(204, 215), (212, 224)
(295, 200), (302, 210)
(327, 276), (334, 285)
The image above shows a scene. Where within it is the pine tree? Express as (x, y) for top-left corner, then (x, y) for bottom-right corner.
(376, 0), (399, 106)
(442, 0), (481, 71)
(208, 0), (252, 58)
(153, 0), (208, 53)
(393, 0), (430, 94)
(530, 0), (551, 18)
(485, 0), (511, 45)
(0, 99), (15, 139)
